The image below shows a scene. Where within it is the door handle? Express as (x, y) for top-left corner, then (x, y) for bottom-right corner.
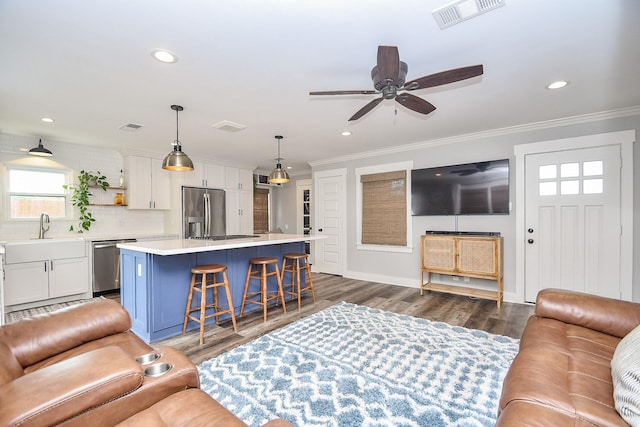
(527, 239), (534, 244)
(527, 228), (534, 233)
(318, 228), (323, 232)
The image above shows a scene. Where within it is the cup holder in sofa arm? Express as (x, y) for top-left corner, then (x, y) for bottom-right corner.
(144, 362), (173, 377)
(136, 352), (162, 365)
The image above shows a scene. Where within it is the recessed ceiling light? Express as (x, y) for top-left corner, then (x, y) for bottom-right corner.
(41, 117), (55, 123)
(341, 131), (352, 136)
(547, 81), (568, 90)
(151, 49), (178, 64)
(286, 166), (292, 170)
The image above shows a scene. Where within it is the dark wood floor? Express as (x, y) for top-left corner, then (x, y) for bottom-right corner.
(153, 273), (535, 365)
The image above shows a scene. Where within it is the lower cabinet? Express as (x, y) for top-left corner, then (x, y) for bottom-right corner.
(4, 257), (89, 305)
(420, 234), (503, 307)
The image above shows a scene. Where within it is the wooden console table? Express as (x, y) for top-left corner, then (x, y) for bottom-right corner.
(420, 234), (503, 307)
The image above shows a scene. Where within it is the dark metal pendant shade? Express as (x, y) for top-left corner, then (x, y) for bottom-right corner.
(268, 135), (289, 184)
(162, 104), (194, 171)
(29, 139), (53, 157)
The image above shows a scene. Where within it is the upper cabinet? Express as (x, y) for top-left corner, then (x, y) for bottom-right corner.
(181, 162), (225, 189)
(225, 167), (253, 191)
(125, 155), (171, 209)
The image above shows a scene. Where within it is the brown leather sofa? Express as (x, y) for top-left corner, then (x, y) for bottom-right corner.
(0, 298), (293, 427)
(497, 288), (640, 426)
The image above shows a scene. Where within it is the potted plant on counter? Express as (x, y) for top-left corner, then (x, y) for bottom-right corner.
(63, 170), (110, 233)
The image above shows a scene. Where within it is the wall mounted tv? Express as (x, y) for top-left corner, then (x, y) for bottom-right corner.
(411, 159), (510, 216)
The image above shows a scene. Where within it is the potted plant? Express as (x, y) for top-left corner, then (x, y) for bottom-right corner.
(63, 170), (110, 233)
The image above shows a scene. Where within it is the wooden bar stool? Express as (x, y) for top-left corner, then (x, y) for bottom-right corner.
(280, 253), (316, 310)
(182, 264), (237, 345)
(240, 257), (287, 322)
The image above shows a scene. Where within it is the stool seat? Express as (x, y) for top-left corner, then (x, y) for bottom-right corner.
(191, 264), (226, 274)
(281, 252), (316, 310)
(183, 263), (237, 345)
(241, 257), (287, 322)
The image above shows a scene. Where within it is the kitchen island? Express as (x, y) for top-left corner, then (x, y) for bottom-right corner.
(118, 233), (323, 343)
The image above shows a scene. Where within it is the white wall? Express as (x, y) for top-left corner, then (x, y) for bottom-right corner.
(270, 174), (312, 234)
(0, 134), (168, 240)
(311, 110), (640, 302)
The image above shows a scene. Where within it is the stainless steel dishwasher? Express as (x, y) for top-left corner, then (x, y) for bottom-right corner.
(92, 239), (136, 295)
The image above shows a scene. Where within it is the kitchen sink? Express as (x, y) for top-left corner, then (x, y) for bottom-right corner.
(5, 238), (86, 263)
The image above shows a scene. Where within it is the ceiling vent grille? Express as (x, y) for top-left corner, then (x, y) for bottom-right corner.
(119, 123), (143, 132)
(212, 120), (246, 132)
(433, 0), (505, 29)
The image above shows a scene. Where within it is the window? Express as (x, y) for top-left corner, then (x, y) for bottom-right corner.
(7, 167), (69, 218)
(537, 160), (604, 197)
(356, 161), (412, 251)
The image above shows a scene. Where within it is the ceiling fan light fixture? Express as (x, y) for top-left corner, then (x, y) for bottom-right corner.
(28, 138), (53, 157)
(268, 135), (290, 184)
(162, 105), (194, 171)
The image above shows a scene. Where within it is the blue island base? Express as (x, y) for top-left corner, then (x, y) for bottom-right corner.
(120, 241), (305, 343)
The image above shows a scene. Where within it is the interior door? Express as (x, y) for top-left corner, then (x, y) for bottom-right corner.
(313, 170), (346, 275)
(524, 145), (621, 302)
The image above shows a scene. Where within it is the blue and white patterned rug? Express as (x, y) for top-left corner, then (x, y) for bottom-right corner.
(198, 302), (519, 426)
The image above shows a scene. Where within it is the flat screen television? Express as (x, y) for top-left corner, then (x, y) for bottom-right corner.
(411, 159), (510, 216)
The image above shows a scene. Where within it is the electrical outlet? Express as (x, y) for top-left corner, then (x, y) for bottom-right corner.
(452, 275), (459, 281)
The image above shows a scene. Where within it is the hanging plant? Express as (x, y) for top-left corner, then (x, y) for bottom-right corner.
(63, 170), (110, 233)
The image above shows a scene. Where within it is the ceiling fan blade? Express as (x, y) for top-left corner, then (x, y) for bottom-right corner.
(395, 93), (436, 115)
(348, 97), (384, 121)
(310, 90), (378, 96)
(404, 65), (483, 91)
(377, 46), (400, 82)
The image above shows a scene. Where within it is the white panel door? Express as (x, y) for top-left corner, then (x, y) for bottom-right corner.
(524, 145), (621, 302)
(314, 170), (346, 275)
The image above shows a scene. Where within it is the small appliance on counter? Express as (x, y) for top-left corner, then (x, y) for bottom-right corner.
(182, 186), (226, 239)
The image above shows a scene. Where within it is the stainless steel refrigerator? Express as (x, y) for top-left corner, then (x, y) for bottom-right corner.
(182, 186), (226, 238)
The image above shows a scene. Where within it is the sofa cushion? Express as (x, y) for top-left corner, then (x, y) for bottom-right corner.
(0, 298), (132, 369)
(0, 342), (23, 385)
(611, 324), (640, 425)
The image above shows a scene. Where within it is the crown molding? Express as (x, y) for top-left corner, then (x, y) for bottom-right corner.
(309, 106), (640, 168)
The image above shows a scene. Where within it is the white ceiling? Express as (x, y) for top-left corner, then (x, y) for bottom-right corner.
(1, 1), (639, 174)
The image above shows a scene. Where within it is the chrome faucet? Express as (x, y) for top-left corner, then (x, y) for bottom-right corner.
(39, 212), (50, 239)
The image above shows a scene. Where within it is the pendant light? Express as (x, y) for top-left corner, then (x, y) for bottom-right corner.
(162, 104), (194, 171)
(28, 138), (53, 157)
(268, 135), (289, 184)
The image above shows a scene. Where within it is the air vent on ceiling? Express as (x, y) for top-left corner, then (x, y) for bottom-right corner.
(433, 0), (505, 29)
(212, 120), (246, 132)
(119, 123), (144, 132)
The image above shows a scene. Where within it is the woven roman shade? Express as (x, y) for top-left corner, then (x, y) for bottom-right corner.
(253, 188), (269, 233)
(361, 170), (407, 246)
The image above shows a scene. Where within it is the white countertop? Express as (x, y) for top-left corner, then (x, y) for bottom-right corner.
(117, 233), (325, 256)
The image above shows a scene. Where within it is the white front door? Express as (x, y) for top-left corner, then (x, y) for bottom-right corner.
(524, 145), (621, 302)
(313, 169), (346, 275)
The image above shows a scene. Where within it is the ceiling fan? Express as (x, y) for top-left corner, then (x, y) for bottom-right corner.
(310, 45), (483, 121)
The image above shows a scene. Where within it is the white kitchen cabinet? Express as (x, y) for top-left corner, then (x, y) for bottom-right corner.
(225, 167), (253, 191)
(182, 162), (225, 189)
(226, 188), (254, 235)
(4, 257), (89, 305)
(126, 156), (171, 209)
(4, 239), (89, 307)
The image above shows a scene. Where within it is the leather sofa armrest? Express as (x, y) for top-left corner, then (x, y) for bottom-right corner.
(0, 346), (143, 427)
(0, 298), (132, 368)
(535, 288), (640, 338)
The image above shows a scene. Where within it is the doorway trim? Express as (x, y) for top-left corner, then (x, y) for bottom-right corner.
(514, 129), (635, 303)
(312, 168), (347, 275)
